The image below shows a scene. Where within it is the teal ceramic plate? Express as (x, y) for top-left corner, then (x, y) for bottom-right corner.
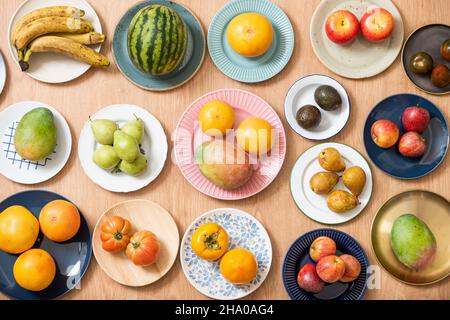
(113, 0), (205, 91)
(208, 0), (294, 83)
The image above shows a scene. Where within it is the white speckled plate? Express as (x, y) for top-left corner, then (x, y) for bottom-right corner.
(310, 0), (404, 79)
(180, 208), (272, 300)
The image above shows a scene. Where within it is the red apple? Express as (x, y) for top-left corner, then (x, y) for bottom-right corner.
(339, 254), (361, 282)
(316, 255), (346, 283)
(309, 236), (337, 262)
(371, 119), (400, 148)
(398, 132), (427, 158)
(297, 263), (325, 293)
(325, 10), (359, 44)
(360, 7), (395, 42)
(402, 106), (430, 133)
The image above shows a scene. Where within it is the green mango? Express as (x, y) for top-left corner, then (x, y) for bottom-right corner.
(195, 140), (253, 190)
(391, 214), (437, 271)
(14, 107), (57, 161)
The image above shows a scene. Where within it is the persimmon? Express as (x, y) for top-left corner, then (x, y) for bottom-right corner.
(220, 248), (258, 284)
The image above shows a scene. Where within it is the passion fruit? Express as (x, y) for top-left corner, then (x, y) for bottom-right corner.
(314, 85), (342, 111)
(296, 105), (321, 129)
(440, 39), (450, 62)
(431, 64), (450, 88)
(409, 52), (433, 75)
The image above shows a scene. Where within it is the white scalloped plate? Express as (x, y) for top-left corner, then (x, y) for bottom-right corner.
(78, 104), (168, 193)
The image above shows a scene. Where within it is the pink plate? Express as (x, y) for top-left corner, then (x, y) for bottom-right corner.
(174, 89), (286, 200)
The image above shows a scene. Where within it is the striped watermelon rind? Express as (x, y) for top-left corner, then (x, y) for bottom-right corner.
(127, 4), (188, 76)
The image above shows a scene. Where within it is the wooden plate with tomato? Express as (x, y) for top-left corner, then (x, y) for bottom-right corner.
(92, 200), (179, 287)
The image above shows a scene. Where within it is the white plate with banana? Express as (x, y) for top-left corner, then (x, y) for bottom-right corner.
(8, 0), (109, 83)
(78, 104), (168, 193)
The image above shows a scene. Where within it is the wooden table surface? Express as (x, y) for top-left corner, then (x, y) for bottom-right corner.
(0, 0), (449, 300)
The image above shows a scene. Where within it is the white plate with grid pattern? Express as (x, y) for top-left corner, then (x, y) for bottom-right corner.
(0, 101), (72, 184)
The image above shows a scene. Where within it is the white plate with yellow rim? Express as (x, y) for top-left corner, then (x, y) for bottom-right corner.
(290, 142), (373, 224)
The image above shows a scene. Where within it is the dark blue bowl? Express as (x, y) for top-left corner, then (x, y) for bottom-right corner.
(0, 190), (92, 300)
(282, 229), (368, 300)
(363, 94), (449, 179)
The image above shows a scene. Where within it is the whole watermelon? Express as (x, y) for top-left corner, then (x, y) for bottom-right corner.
(127, 4), (188, 76)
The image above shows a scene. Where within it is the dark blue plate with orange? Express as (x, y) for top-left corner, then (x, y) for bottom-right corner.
(363, 93), (449, 179)
(282, 229), (368, 300)
(0, 190), (92, 300)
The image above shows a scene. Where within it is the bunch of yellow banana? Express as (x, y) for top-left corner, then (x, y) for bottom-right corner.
(12, 6), (110, 71)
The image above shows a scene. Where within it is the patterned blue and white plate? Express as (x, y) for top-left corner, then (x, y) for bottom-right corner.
(208, 0), (294, 83)
(0, 101), (72, 184)
(180, 208), (272, 300)
(283, 229), (368, 300)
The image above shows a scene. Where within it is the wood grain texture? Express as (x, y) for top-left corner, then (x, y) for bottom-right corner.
(92, 200), (179, 287)
(0, 0), (448, 300)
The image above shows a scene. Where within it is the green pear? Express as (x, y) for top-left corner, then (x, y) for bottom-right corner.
(118, 153), (147, 176)
(93, 145), (120, 170)
(113, 130), (139, 162)
(90, 118), (117, 145)
(121, 115), (144, 144)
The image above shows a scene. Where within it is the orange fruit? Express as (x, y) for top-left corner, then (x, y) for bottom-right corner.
(236, 117), (274, 156)
(0, 205), (39, 254)
(220, 248), (258, 284)
(13, 248), (56, 291)
(198, 100), (235, 136)
(39, 200), (80, 242)
(226, 13), (273, 57)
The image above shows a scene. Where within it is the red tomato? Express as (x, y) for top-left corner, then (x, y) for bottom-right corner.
(126, 230), (160, 266)
(100, 216), (132, 253)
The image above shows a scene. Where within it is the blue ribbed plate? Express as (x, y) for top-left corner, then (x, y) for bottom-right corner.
(282, 229), (368, 300)
(0, 190), (92, 300)
(208, 0), (294, 83)
(113, 0), (205, 91)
